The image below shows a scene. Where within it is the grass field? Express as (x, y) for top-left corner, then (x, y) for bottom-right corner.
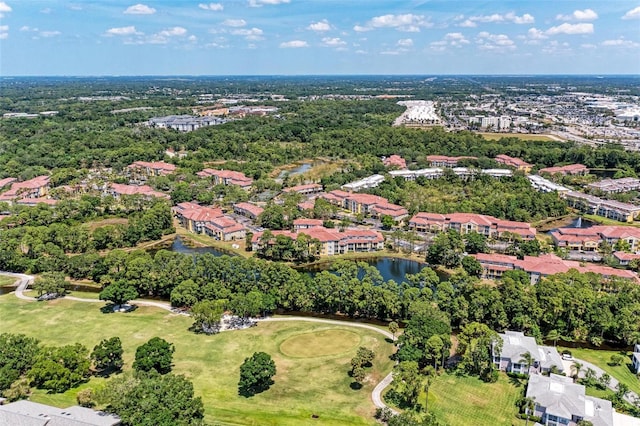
(425, 372), (525, 426)
(562, 347), (640, 395)
(477, 132), (559, 142)
(582, 214), (640, 228)
(0, 295), (394, 426)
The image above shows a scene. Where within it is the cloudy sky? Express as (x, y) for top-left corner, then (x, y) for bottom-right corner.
(0, 0), (639, 75)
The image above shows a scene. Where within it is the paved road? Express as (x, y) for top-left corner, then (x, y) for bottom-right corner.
(3, 274), (398, 413)
(261, 317), (398, 414)
(563, 358), (639, 405)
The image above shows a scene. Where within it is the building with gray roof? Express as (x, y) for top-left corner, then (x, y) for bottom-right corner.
(493, 330), (564, 375)
(526, 374), (613, 426)
(633, 344), (640, 374)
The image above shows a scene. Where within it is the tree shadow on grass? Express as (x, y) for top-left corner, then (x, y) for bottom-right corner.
(509, 375), (526, 387)
(349, 382), (363, 390)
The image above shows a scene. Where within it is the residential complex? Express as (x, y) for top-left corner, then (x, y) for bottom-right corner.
(148, 115), (228, 132)
(408, 212), (536, 240)
(473, 252), (637, 284)
(127, 161), (176, 182)
(173, 202), (245, 241)
(282, 183), (323, 196)
(564, 191), (640, 222)
(382, 155), (407, 169)
(197, 169), (253, 189)
(341, 174), (385, 191)
(551, 225), (640, 252)
(389, 167), (512, 181)
(426, 155), (477, 168)
(252, 228), (384, 256)
(587, 178), (640, 194)
(106, 183), (170, 200)
(321, 190), (408, 221)
(0, 175), (50, 202)
(527, 175), (570, 193)
(526, 374), (614, 426)
(233, 202), (264, 220)
(495, 154), (533, 173)
(492, 330), (564, 375)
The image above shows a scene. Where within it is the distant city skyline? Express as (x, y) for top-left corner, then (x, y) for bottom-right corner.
(0, 0), (639, 76)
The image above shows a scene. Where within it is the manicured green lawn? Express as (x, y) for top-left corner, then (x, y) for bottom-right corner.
(562, 347), (640, 395)
(425, 372), (526, 426)
(0, 295), (394, 426)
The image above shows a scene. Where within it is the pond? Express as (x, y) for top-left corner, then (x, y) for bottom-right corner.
(165, 237), (434, 285)
(278, 162), (312, 179)
(296, 257), (436, 284)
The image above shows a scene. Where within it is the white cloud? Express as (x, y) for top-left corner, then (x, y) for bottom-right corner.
(159, 27), (187, 37)
(458, 19), (476, 28)
(198, 3), (223, 11)
(397, 38), (413, 47)
(466, 12), (534, 25)
(40, 30), (61, 38)
(581, 43), (597, 49)
(601, 38), (640, 48)
(622, 6), (640, 20)
(556, 9), (598, 21)
(476, 31), (515, 51)
(230, 27), (263, 40)
(0, 1), (11, 17)
(188, 35), (197, 42)
(0, 25), (8, 39)
(321, 37), (346, 47)
(545, 22), (593, 35)
(223, 19), (246, 27)
(354, 13), (432, 32)
(124, 4), (156, 15)
(430, 32), (469, 50)
(280, 40), (308, 48)
(19, 25), (32, 32)
(105, 26), (141, 36)
(524, 27), (548, 44)
(249, 0), (290, 7)
(353, 25), (370, 32)
(40, 8), (52, 14)
(542, 40), (571, 54)
(307, 19), (331, 32)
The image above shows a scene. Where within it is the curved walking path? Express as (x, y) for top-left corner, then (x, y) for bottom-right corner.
(3, 272), (397, 413)
(566, 358), (639, 405)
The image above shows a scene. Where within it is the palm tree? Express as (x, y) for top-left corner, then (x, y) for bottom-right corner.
(571, 361), (584, 381)
(546, 329), (560, 347)
(422, 366), (437, 414)
(522, 397), (536, 426)
(519, 351), (535, 374)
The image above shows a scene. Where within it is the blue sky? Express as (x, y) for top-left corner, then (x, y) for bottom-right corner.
(0, 0), (639, 75)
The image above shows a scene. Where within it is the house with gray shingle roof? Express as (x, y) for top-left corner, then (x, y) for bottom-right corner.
(492, 330), (564, 375)
(633, 344), (640, 374)
(526, 374), (613, 426)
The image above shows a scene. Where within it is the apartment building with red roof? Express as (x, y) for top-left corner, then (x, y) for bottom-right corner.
(382, 155), (407, 169)
(426, 155), (477, 168)
(172, 201), (245, 240)
(293, 218), (324, 230)
(252, 228), (384, 256)
(495, 154), (533, 173)
(0, 177), (16, 190)
(408, 212), (536, 240)
(282, 183), (323, 196)
(197, 168), (253, 188)
(320, 190), (408, 220)
(233, 202), (264, 220)
(127, 161), (176, 183)
(473, 252), (638, 284)
(538, 164), (588, 176)
(551, 225), (640, 252)
(0, 175), (50, 202)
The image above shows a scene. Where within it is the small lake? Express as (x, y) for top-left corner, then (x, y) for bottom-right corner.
(296, 257), (432, 284)
(278, 162), (312, 179)
(165, 237), (431, 284)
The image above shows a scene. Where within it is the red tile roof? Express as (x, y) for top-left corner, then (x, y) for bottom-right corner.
(128, 161), (176, 173)
(110, 183), (170, 199)
(233, 202), (264, 217)
(283, 183), (323, 193)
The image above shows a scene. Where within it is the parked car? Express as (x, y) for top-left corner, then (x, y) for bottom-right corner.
(562, 353), (573, 361)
